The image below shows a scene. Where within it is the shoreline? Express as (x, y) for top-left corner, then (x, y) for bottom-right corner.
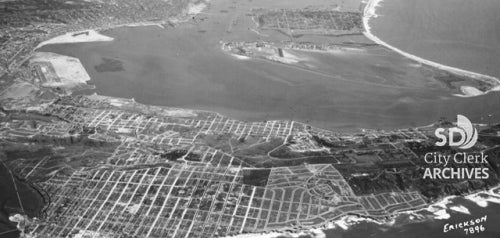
(34, 30), (114, 50)
(33, 0), (212, 52)
(30, 0), (500, 132)
(362, 0), (500, 97)
(13, 1), (500, 236)
(222, 184), (500, 238)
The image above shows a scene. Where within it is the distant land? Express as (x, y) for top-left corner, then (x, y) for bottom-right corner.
(0, 0), (499, 238)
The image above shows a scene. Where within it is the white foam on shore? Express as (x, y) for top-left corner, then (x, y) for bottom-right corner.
(465, 187), (500, 208)
(362, 0), (500, 96)
(35, 30), (113, 49)
(466, 194), (489, 207)
(422, 186), (500, 220)
(222, 229), (325, 238)
(9, 214), (26, 236)
(425, 196), (454, 220)
(226, 186), (500, 238)
(449, 205), (471, 214)
(432, 209), (451, 220)
(331, 215), (391, 230)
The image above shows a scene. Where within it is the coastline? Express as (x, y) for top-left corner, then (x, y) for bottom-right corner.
(34, 30), (114, 50)
(33, 0), (212, 52)
(13, 0), (500, 237)
(362, 0), (500, 97)
(454, 85), (500, 98)
(221, 185), (500, 238)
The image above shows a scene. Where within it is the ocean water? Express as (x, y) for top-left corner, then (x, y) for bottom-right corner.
(41, 24), (500, 131)
(321, 1), (500, 237)
(325, 196), (500, 238)
(32, 0), (500, 237)
(369, 0), (500, 78)
(40, 0), (500, 132)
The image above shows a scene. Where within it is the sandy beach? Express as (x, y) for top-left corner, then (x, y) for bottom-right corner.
(362, 0), (500, 96)
(454, 86), (485, 97)
(35, 30), (114, 49)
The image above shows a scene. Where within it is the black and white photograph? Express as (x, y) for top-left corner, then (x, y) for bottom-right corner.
(0, 0), (499, 237)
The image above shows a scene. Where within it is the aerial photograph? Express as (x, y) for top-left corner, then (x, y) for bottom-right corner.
(0, 0), (499, 237)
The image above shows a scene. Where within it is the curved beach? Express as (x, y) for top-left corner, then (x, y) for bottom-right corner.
(362, 0), (500, 95)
